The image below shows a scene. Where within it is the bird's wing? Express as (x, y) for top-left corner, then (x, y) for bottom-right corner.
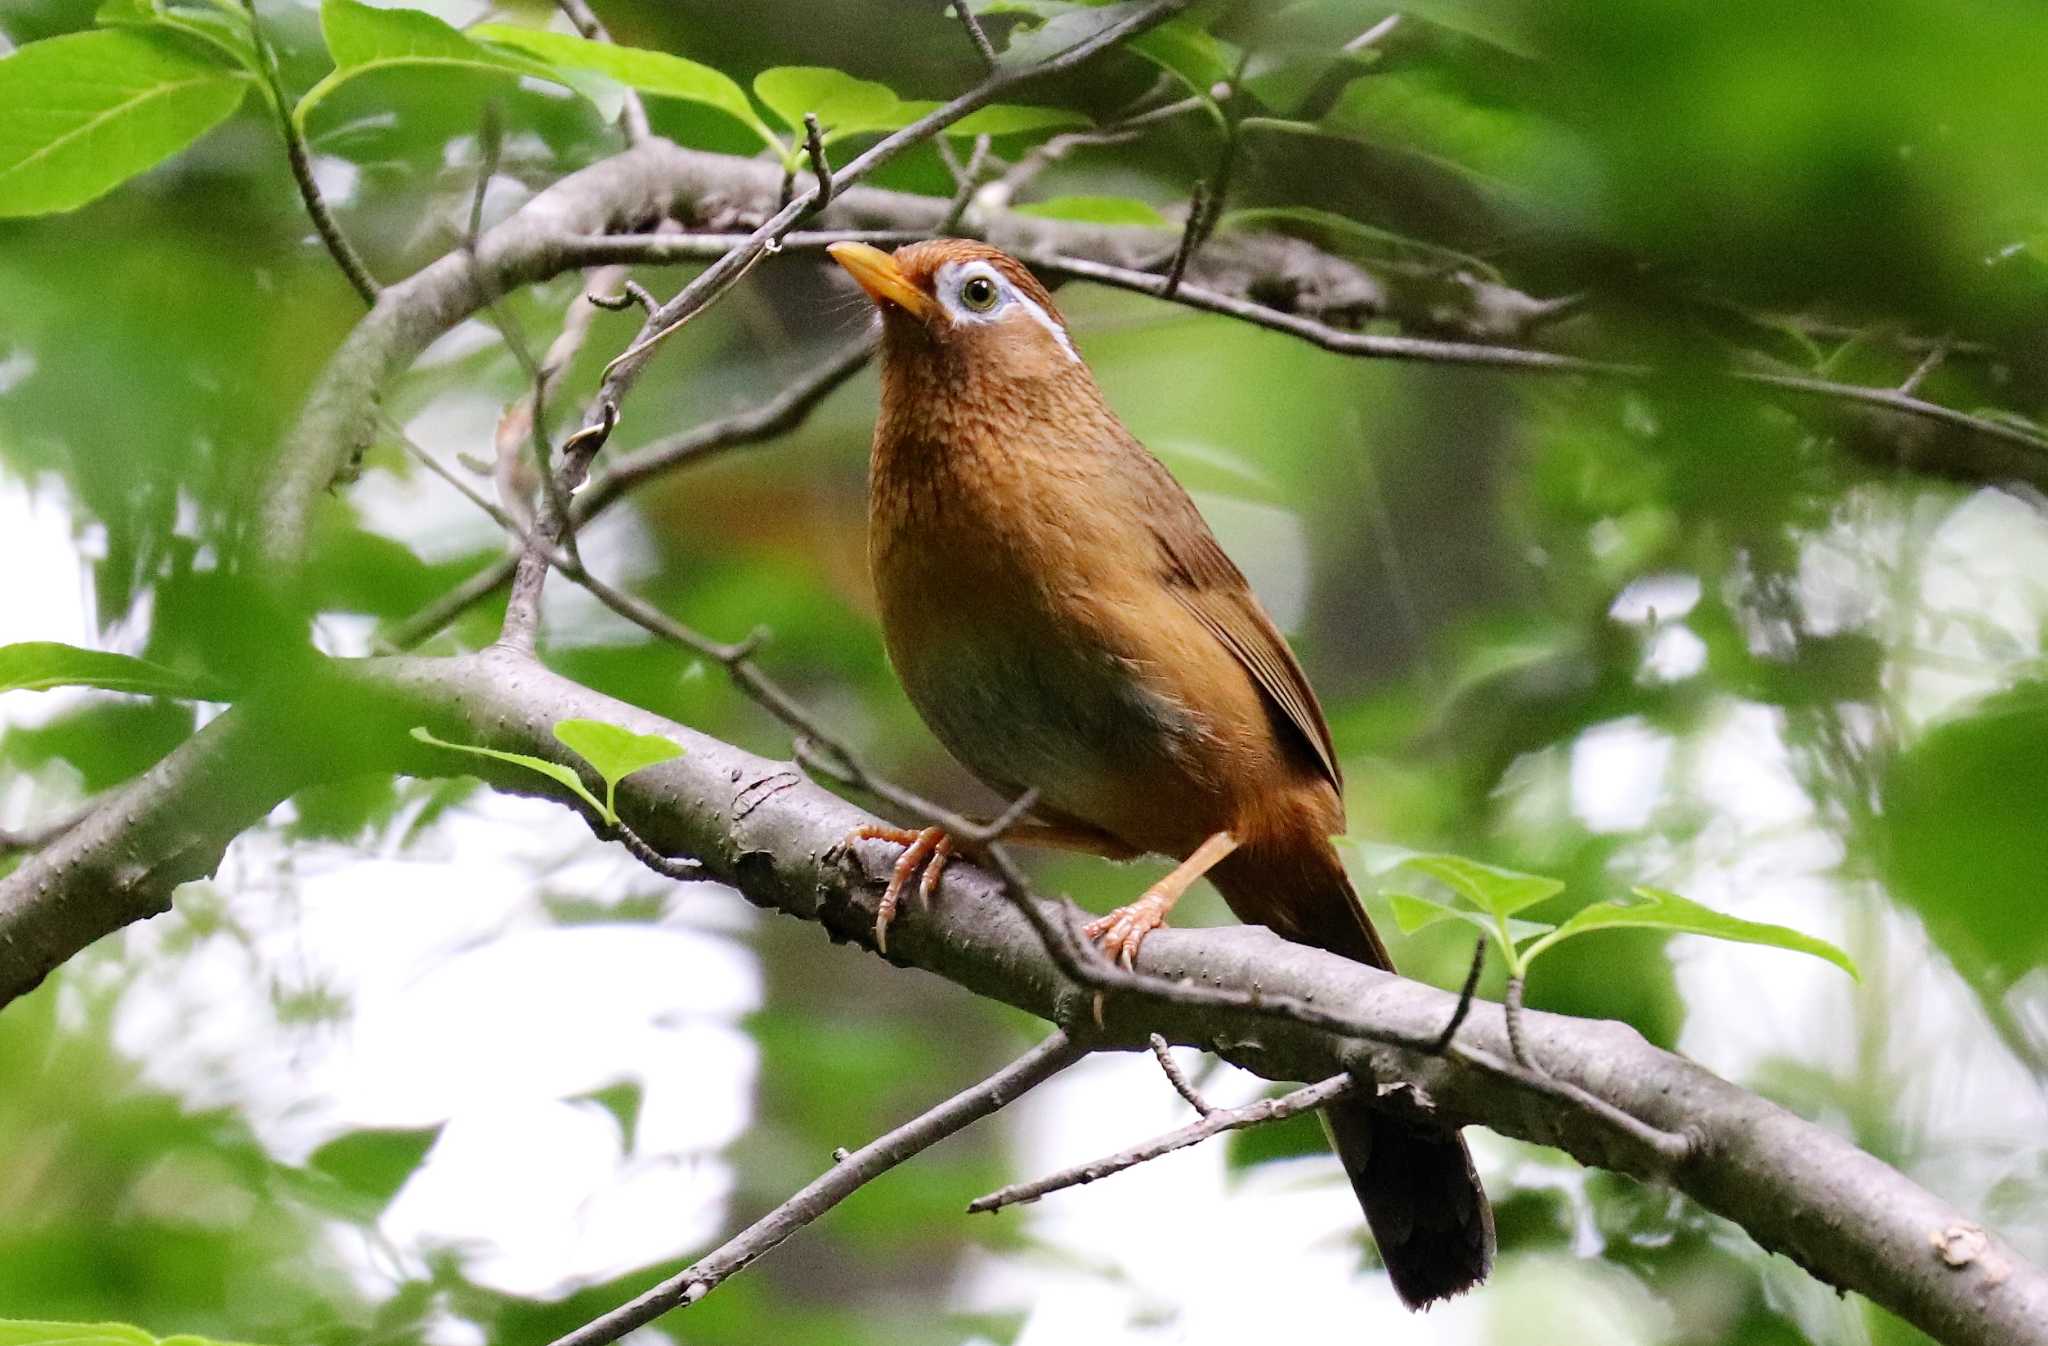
(1143, 470), (1344, 792)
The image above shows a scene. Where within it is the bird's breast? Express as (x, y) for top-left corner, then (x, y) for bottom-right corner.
(867, 438), (1215, 840)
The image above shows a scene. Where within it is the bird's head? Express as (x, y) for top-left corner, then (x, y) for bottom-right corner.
(828, 239), (1090, 397)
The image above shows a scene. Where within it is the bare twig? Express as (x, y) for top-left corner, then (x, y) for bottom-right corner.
(1160, 179), (1209, 299)
(552, 0), (652, 144)
(952, 0), (1001, 69)
(1149, 1033), (1213, 1115)
(586, 279), (657, 313)
(239, 0), (379, 305)
(1427, 936), (1488, 1055)
(548, 1029), (1088, 1346)
(969, 1072), (1357, 1213)
(497, 264), (627, 529)
(800, 114), (833, 215)
(939, 134), (993, 234)
(1899, 337), (1951, 395)
(605, 819), (708, 880)
(1504, 974), (1532, 1068)
(978, 94), (1205, 213)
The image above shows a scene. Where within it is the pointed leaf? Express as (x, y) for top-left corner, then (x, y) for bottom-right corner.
(468, 24), (777, 145)
(0, 642), (227, 699)
(409, 726), (610, 823)
(295, 0), (577, 128)
(1527, 886), (1860, 980)
(0, 29), (250, 217)
(1394, 852), (1565, 920)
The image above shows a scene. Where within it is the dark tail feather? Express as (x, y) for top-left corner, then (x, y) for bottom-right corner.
(1324, 1098), (1495, 1307)
(1213, 837), (1495, 1307)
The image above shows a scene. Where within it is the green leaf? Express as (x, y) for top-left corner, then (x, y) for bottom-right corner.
(753, 65), (905, 141)
(94, 0), (262, 74)
(1393, 852), (1565, 921)
(1523, 887), (1860, 980)
(409, 725), (611, 823)
(1386, 890), (1554, 945)
(0, 1324), (158, 1346)
(1014, 194), (1170, 227)
(307, 1125), (441, 1207)
(898, 100), (1089, 138)
(0, 642), (226, 700)
(0, 1326), (276, 1346)
(1126, 17), (1236, 96)
(754, 66), (1081, 147)
(468, 23), (777, 146)
(551, 718), (683, 820)
(294, 0), (576, 129)
(0, 29), (250, 217)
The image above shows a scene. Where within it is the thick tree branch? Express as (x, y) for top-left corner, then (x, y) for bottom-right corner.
(3, 648), (2042, 1346)
(549, 1028), (1087, 1346)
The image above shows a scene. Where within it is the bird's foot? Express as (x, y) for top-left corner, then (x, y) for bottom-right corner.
(1082, 888), (1175, 970)
(842, 824), (955, 953)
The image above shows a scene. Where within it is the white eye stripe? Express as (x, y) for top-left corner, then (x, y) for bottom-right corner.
(936, 260), (1079, 365)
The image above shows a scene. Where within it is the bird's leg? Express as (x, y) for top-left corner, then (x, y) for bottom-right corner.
(843, 824), (955, 953)
(1084, 830), (1239, 969)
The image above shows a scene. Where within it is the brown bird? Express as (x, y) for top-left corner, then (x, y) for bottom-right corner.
(828, 238), (1494, 1307)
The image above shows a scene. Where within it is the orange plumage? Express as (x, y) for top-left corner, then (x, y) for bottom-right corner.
(831, 238), (1493, 1306)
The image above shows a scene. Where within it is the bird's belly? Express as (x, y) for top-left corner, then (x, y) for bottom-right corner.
(888, 615), (1210, 846)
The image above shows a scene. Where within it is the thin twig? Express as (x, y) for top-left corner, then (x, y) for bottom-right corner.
(1149, 1033), (1213, 1115)
(1504, 974), (1531, 1068)
(606, 819), (708, 880)
(586, 280), (657, 313)
(552, 0), (652, 144)
(548, 1029), (1088, 1346)
(978, 94), (1205, 212)
(1426, 936), (1487, 1055)
(1899, 337), (1951, 396)
(559, 230), (932, 266)
(952, 0), (1001, 70)
(800, 114), (833, 215)
(1160, 179), (1208, 299)
(939, 134), (992, 234)
(968, 1072), (1356, 1213)
(239, 0), (379, 305)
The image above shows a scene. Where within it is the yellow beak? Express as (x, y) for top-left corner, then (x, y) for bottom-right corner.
(827, 242), (935, 320)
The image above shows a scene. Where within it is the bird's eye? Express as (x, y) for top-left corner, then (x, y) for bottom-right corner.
(959, 274), (1000, 312)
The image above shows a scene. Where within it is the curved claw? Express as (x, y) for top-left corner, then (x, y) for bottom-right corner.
(842, 824), (954, 953)
(1082, 889), (1174, 970)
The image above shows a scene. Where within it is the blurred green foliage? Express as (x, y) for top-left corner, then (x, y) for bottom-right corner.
(3, 2), (2046, 1345)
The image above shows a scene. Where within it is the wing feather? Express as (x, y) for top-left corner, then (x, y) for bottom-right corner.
(1146, 485), (1343, 791)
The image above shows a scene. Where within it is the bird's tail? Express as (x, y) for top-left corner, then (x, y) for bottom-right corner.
(1211, 836), (1495, 1308)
